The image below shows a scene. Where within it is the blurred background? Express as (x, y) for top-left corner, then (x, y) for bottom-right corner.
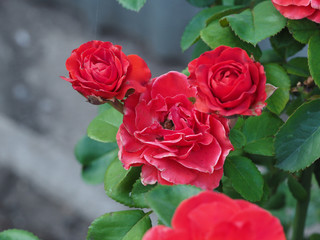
(0, 0), (198, 239)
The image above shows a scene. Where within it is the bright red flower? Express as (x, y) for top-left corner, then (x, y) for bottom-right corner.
(117, 71), (233, 190)
(188, 46), (267, 116)
(61, 40), (151, 102)
(272, 0), (320, 23)
(143, 191), (286, 240)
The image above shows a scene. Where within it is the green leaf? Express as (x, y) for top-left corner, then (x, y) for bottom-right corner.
(131, 180), (156, 208)
(264, 64), (290, 115)
(287, 19), (318, 44)
(287, 175), (307, 201)
(260, 49), (283, 64)
(242, 112), (283, 143)
(104, 159), (141, 207)
(200, 20), (261, 59)
(310, 233), (320, 240)
(229, 128), (246, 149)
(244, 137), (274, 156)
(284, 57), (310, 78)
(191, 39), (211, 60)
(314, 159), (320, 187)
(87, 210), (152, 240)
(226, 1), (286, 46)
(224, 156), (264, 201)
(308, 33), (320, 88)
(0, 229), (40, 240)
(270, 28), (305, 59)
(264, 192), (286, 210)
(146, 185), (202, 226)
(275, 99), (320, 172)
(186, 0), (215, 7)
(87, 107), (123, 143)
(117, 0), (146, 11)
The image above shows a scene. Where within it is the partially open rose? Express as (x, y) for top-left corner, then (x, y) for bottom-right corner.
(272, 0), (320, 23)
(61, 40), (151, 103)
(143, 191), (286, 240)
(188, 46), (267, 116)
(117, 71), (233, 190)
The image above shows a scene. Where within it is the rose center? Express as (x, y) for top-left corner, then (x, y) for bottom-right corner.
(161, 119), (175, 130)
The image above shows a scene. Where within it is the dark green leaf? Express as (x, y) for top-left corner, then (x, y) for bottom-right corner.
(0, 229), (40, 240)
(287, 19), (318, 44)
(87, 107), (123, 143)
(314, 159), (320, 187)
(221, 176), (243, 199)
(200, 20), (261, 59)
(226, 1), (286, 46)
(117, 0), (146, 11)
(242, 112), (283, 143)
(260, 49), (283, 64)
(284, 57), (310, 78)
(87, 210), (152, 240)
(308, 33), (320, 88)
(310, 233), (320, 240)
(287, 175), (307, 201)
(224, 156), (264, 201)
(191, 39), (211, 60)
(275, 99), (320, 172)
(131, 180), (156, 208)
(244, 137), (274, 156)
(264, 192), (286, 210)
(104, 159), (141, 207)
(264, 64), (290, 114)
(146, 185), (202, 226)
(229, 128), (246, 149)
(186, 0), (215, 7)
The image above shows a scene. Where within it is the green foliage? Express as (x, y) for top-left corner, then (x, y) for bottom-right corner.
(224, 156), (264, 201)
(186, 0), (215, 7)
(104, 159), (141, 207)
(200, 20), (261, 59)
(284, 57), (310, 78)
(287, 19), (318, 44)
(87, 107), (123, 143)
(226, 1), (286, 46)
(87, 210), (152, 240)
(191, 39), (211, 59)
(288, 175), (307, 201)
(146, 185), (202, 226)
(308, 33), (320, 88)
(0, 230), (40, 240)
(275, 99), (320, 172)
(229, 128), (246, 149)
(131, 180), (156, 208)
(264, 64), (290, 115)
(243, 138), (274, 156)
(117, 0), (146, 11)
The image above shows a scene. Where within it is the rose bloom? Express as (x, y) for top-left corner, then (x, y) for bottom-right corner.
(61, 40), (151, 102)
(117, 71), (233, 190)
(188, 46), (267, 116)
(143, 191), (286, 240)
(272, 0), (320, 23)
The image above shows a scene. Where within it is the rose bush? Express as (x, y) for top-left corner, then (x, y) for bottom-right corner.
(143, 191), (286, 240)
(117, 71), (233, 190)
(272, 0), (320, 23)
(188, 46), (267, 116)
(61, 40), (151, 103)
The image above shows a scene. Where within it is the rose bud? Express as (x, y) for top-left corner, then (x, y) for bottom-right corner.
(117, 71), (233, 190)
(188, 46), (267, 117)
(143, 191), (286, 240)
(272, 0), (320, 23)
(61, 40), (151, 103)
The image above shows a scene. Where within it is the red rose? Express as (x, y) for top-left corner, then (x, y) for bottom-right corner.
(117, 71), (233, 190)
(188, 46), (267, 116)
(61, 40), (151, 102)
(143, 191), (286, 240)
(272, 0), (320, 23)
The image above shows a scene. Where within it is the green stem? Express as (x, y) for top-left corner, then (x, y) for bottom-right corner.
(291, 165), (314, 240)
(107, 99), (124, 114)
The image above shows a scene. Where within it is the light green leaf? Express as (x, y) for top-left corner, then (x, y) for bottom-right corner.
(287, 19), (318, 44)
(146, 185), (202, 226)
(224, 156), (264, 201)
(226, 1), (286, 46)
(131, 180), (156, 208)
(104, 159), (141, 207)
(87, 107), (123, 142)
(229, 128), (246, 149)
(308, 33), (320, 88)
(117, 0), (146, 11)
(200, 20), (261, 59)
(87, 210), (152, 240)
(264, 64), (290, 115)
(275, 99), (320, 172)
(244, 137), (274, 156)
(0, 229), (40, 240)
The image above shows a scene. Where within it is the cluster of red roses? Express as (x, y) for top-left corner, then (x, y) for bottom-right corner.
(62, 41), (285, 240)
